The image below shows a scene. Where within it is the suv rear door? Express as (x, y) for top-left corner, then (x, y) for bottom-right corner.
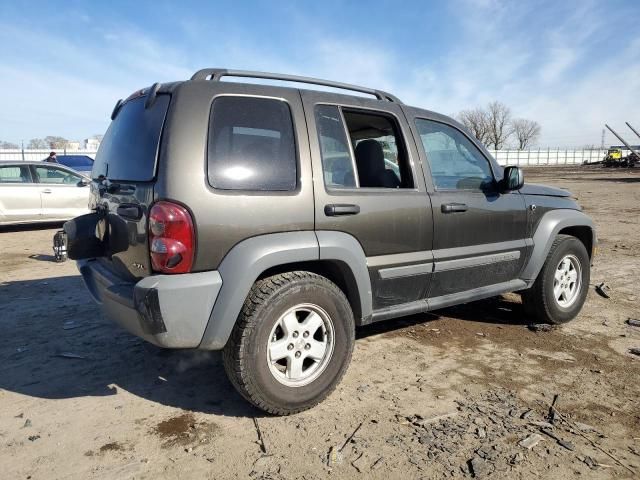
(407, 110), (530, 299)
(301, 90), (433, 311)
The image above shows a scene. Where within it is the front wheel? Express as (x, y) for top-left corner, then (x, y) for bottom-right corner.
(521, 234), (590, 324)
(222, 271), (355, 415)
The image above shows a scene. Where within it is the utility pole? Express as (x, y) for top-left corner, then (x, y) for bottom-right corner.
(600, 129), (605, 149)
(626, 122), (640, 141)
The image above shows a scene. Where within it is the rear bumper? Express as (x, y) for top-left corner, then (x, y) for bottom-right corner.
(78, 259), (222, 349)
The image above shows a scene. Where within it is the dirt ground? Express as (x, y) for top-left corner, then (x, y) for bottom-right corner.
(1, 166), (639, 480)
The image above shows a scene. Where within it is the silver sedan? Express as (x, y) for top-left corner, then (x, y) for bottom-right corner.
(0, 161), (91, 225)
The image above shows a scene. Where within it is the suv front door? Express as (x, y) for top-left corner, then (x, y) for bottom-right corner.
(408, 113), (530, 299)
(301, 91), (433, 311)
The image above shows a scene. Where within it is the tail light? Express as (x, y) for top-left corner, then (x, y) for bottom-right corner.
(149, 201), (194, 274)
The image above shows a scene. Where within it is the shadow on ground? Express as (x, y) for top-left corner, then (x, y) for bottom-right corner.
(357, 295), (529, 339)
(0, 222), (64, 233)
(588, 177), (640, 183)
(0, 275), (530, 418)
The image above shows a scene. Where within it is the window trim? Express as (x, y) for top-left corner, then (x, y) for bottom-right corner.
(337, 106), (360, 188)
(314, 102), (418, 194)
(414, 117), (498, 193)
(205, 93), (300, 194)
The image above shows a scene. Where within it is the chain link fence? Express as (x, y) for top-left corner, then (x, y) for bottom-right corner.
(0, 149), (97, 162)
(488, 148), (615, 166)
(0, 148), (622, 166)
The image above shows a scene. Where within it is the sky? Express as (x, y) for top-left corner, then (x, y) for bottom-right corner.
(0, 0), (638, 148)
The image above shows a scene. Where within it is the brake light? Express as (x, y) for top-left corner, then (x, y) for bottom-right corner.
(149, 201), (195, 274)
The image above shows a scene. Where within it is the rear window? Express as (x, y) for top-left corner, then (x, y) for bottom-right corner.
(207, 96), (297, 191)
(92, 94), (170, 181)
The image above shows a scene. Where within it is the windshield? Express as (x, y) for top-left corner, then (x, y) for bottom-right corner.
(92, 94), (170, 181)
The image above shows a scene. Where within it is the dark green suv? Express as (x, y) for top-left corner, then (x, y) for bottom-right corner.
(67, 69), (596, 415)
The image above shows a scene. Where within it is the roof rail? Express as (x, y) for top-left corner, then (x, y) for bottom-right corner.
(190, 68), (402, 103)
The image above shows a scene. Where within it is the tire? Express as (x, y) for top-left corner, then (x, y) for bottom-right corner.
(222, 271), (355, 415)
(521, 234), (590, 324)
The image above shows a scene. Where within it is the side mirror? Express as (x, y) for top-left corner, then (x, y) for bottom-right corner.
(502, 166), (524, 191)
(77, 178), (90, 187)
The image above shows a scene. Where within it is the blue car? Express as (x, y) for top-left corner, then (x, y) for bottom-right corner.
(56, 155), (94, 177)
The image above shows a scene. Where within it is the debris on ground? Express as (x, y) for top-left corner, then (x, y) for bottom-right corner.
(413, 412), (458, 426)
(573, 422), (597, 433)
(339, 421), (364, 452)
(253, 418), (267, 454)
(327, 446), (343, 467)
(540, 428), (575, 451)
(350, 452), (364, 473)
(528, 324), (553, 332)
(519, 433), (544, 449)
(626, 319), (640, 327)
(629, 348), (640, 357)
(370, 456), (384, 470)
(595, 282), (611, 299)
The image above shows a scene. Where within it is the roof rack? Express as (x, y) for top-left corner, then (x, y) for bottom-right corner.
(190, 68), (402, 103)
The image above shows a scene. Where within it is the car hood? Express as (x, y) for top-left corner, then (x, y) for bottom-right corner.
(520, 183), (571, 197)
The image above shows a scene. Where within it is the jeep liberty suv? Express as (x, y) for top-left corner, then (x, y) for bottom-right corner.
(67, 69), (596, 415)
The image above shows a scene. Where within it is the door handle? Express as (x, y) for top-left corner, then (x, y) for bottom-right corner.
(324, 204), (360, 216)
(42, 189), (52, 194)
(441, 203), (468, 213)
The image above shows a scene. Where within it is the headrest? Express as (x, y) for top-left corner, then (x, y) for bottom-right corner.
(354, 139), (385, 172)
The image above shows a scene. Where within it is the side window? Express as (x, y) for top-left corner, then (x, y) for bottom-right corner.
(315, 105), (357, 188)
(0, 166), (32, 183)
(415, 119), (494, 190)
(207, 96), (297, 191)
(314, 105), (413, 190)
(343, 109), (413, 189)
(34, 166), (81, 184)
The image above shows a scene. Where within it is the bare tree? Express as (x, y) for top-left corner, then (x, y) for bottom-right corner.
(457, 108), (489, 145)
(44, 136), (69, 149)
(512, 118), (541, 149)
(27, 138), (47, 149)
(0, 140), (19, 149)
(485, 101), (513, 150)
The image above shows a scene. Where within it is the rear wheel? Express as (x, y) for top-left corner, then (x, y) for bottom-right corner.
(222, 271), (355, 415)
(522, 234), (590, 324)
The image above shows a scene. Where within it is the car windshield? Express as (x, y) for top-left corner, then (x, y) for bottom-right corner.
(58, 156), (94, 168)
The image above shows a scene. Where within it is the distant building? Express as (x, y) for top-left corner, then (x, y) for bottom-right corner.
(84, 138), (101, 150)
(66, 141), (81, 151)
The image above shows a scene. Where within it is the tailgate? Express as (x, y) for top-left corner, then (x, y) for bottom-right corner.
(86, 89), (171, 280)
